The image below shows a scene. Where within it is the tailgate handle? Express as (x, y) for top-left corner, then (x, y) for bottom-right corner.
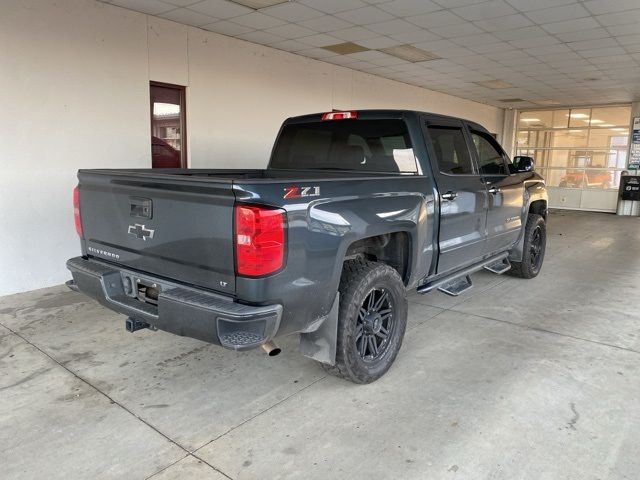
(130, 197), (153, 219)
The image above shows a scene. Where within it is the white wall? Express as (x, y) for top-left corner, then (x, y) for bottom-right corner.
(0, 0), (504, 296)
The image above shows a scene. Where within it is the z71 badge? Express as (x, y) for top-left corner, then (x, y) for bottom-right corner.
(283, 186), (320, 199)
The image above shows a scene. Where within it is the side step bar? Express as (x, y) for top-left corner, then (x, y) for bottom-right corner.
(417, 252), (509, 297)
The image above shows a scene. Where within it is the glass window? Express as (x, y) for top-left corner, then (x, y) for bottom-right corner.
(150, 83), (185, 168)
(270, 119), (417, 173)
(427, 126), (474, 175)
(515, 105), (631, 201)
(471, 131), (507, 175)
(568, 108), (591, 128)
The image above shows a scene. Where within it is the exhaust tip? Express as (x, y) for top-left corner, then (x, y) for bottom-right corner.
(261, 341), (281, 357)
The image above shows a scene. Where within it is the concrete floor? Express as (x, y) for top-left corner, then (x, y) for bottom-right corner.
(1, 210), (640, 480)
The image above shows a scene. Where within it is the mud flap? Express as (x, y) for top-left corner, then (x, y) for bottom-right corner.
(299, 293), (339, 365)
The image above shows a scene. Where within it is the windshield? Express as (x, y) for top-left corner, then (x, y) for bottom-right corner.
(270, 119), (418, 174)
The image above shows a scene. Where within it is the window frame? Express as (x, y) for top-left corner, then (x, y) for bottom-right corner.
(150, 81), (187, 168)
(423, 117), (480, 177)
(468, 128), (511, 177)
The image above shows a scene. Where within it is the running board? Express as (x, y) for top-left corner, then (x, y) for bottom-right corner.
(484, 257), (511, 274)
(417, 252), (509, 297)
(438, 275), (472, 296)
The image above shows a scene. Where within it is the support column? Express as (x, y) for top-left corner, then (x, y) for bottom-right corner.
(616, 101), (640, 216)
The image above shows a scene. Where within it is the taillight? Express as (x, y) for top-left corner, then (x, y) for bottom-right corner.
(321, 111), (357, 121)
(234, 205), (285, 277)
(73, 185), (83, 237)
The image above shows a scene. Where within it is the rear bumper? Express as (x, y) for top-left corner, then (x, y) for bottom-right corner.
(66, 257), (282, 351)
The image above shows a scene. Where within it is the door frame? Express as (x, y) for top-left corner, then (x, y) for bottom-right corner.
(150, 81), (187, 168)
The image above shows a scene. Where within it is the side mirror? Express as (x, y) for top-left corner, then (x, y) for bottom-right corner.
(513, 156), (534, 173)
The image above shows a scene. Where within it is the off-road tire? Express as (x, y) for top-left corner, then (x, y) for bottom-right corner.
(508, 213), (546, 279)
(322, 259), (407, 384)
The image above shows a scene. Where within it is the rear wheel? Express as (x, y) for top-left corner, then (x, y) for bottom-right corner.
(509, 214), (546, 279)
(322, 259), (407, 384)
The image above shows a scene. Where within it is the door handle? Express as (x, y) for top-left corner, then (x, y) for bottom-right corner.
(488, 186), (501, 194)
(441, 191), (458, 201)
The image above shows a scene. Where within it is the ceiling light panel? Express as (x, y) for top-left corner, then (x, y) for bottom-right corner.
(322, 42), (370, 55)
(475, 79), (514, 89)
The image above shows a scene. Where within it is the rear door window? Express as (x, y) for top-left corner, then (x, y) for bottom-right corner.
(270, 119), (418, 173)
(427, 126), (475, 175)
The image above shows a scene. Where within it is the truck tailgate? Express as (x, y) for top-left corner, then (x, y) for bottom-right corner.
(77, 171), (236, 295)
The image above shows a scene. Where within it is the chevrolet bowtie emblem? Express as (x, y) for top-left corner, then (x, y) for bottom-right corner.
(128, 223), (155, 241)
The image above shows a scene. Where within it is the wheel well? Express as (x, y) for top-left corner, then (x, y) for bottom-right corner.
(344, 232), (410, 284)
(529, 200), (547, 220)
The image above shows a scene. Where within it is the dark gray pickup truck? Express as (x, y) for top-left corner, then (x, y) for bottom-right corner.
(67, 110), (547, 383)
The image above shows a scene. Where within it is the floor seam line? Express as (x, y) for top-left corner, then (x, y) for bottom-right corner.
(192, 374), (328, 454)
(0, 320), (235, 480)
(447, 309), (640, 355)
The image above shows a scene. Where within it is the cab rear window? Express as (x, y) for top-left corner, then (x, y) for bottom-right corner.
(270, 120), (418, 174)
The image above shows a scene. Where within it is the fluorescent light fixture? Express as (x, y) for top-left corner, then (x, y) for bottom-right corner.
(567, 113), (589, 119)
(590, 119), (604, 124)
(475, 79), (513, 89)
(380, 45), (441, 62)
(600, 123), (614, 127)
(611, 128), (628, 132)
(322, 42), (370, 55)
(520, 118), (541, 122)
(229, 0), (289, 8)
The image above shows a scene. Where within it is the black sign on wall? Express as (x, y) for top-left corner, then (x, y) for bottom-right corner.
(620, 176), (640, 201)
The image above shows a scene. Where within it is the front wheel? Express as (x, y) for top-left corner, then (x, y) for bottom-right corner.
(322, 260), (407, 384)
(508, 214), (546, 279)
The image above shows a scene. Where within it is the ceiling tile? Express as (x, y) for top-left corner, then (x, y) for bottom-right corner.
(298, 15), (354, 32)
(202, 19), (254, 35)
(407, 10), (467, 29)
(524, 43), (572, 56)
(493, 25), (548, 40)
(452, 33), (501, 47)
(297, 33), (344, 47)
(567, 37), (618, 51)
(188, 0), (252, 19)
(452, 0), (516, 21)
(388, 29), (441, 44)
(263, 23), (317, 39)
(159, 7), (217, 25)
(524, 3), (591, 24)
(377, 0), (442, 17)
(236, 30), (285, 44)
(269, 39), (309, 52)
(111, 0), (174, 15)
(231, 12), (287, 29)
(365, 18), (420, 35)
(595, 9), (640, 26)
(335, 6), (394, 24)
(605, 23), (640, 36)
(508, 36), (559, 49)
(164, 0), (203, 6)
(554, 28), (611, 42)
(330, 26), (380, 41)
(584, 0), (640, 15)
(356, 36), (403, 49)
(237, 32), (285, 45)
(299, 0), (367, 14)
(429, 21), (484, 37)
(468, 41), (519, 53)
(579, 46), (628, 57)
(295, 47), (338, 59)
(507, 0), (577, 12)
(472, 14), (532, 32)
(540, 17), (600, 34)
(433, 0), (492, 7)
(260, 3), (325, 22)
